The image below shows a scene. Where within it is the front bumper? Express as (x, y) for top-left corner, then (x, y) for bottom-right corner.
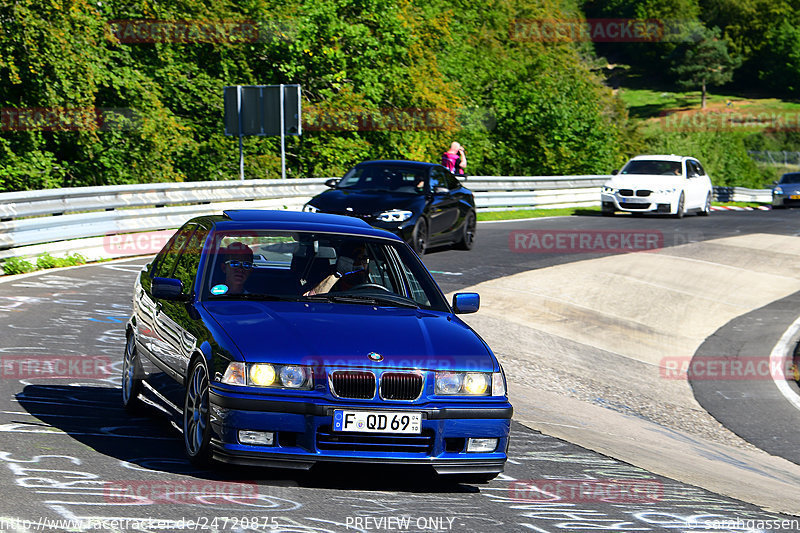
(207, 388), (512, 474)
(601, 193), (676, 214)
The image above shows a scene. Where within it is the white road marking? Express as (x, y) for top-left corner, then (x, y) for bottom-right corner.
(769, 315), (800, 411)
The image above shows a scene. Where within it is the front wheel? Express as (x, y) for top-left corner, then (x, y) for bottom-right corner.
(673, 193), (686, 219)
(121, 333), (143, 412)
(184, 359), (212, 467)
(454, 211), (476, 250)
(411, 218), (428, 255)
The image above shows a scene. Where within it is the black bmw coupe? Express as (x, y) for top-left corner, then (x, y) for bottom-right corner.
(303, 160), (476, 255)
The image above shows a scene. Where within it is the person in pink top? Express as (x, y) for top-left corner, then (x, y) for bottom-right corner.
(441, 141), (466, 175)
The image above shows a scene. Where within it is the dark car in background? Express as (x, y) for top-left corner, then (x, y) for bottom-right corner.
(302, 160), (476, 255)
(772, 172), (800, 208)
(123, 210), (511, 481)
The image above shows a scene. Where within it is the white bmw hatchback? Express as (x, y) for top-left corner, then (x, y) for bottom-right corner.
(601, 155), (713, 218)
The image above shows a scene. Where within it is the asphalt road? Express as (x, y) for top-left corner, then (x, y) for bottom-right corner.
(1, 209), (800, 532)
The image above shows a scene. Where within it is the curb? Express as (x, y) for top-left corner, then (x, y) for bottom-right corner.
(711, 205), (771, 211)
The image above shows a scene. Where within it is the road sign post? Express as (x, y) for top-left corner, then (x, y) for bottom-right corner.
(224, 84), (301, 180)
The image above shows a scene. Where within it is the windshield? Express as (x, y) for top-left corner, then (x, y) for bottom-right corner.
(337, 164), (426, 194)
(202, 230), (448, 311)
(779, 173), (800, 184)
(620, 160), (682, 176)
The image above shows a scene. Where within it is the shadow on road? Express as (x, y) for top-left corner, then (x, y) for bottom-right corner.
(16, 384), (478, 493)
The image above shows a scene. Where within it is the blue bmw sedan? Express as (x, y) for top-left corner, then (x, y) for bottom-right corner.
(123, 210), (511, 482)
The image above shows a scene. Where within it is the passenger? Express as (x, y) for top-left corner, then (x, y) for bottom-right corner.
(304, 243), (370, 295)
(219, 242), (254, 295)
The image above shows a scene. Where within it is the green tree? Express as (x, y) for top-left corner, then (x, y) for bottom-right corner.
(671, 26), (739, 108)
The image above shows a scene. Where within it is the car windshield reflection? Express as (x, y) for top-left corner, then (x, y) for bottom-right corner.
(204, 231), (443, 311)
(338, 165), (426, 194)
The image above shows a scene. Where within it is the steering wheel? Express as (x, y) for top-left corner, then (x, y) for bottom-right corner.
(347, 283), (391, 292)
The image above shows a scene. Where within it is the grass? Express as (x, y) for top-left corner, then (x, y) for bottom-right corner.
(1, 252), (87, 276)
(618, 88), (800, 121)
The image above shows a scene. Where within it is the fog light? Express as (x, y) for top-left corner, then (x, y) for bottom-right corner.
(466, 438), (498, 453)
(238, 430), (275, 446)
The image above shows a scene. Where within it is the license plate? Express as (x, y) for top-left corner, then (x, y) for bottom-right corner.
(333, 410), (421, 434)
(791, 195), (800, 200)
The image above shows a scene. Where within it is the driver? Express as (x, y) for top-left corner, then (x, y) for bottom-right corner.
(304, 243), (369, 296)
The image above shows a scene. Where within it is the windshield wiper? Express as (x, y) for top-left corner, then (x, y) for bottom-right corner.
(303, 293), (419, 308)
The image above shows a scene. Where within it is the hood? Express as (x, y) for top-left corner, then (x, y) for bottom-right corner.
(776, 182), (800, 193)
(310, 189), (425, 216)
(606, 175), (683, 190)
(203, 300), (495, 372)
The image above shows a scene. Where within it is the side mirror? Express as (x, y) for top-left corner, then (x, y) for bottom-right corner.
(773, 181), (779, 186)
(452, 292), (480, 314)
(325, 178), (340, 188)
(611, 169), (619, 175)
(152, 277), (188, 301)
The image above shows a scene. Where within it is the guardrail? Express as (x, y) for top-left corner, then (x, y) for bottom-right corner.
(0, 177), (773, 266)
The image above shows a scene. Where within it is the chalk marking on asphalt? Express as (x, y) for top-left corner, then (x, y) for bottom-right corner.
(769, 315), (800, 412)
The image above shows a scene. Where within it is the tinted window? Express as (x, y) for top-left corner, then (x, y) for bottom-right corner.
(780, 173), (800, 184)
(694, 161), (706, 176)
(203, 230), (448, 311)
(686, 161), (700, 177)
(338, 164), (426, 194)
(153, 225), (195, 279)
(621, 160), (682, 176)
(445, 172), (461, 190)
(172, 227), (209, 295)
(429, 167), (447, 191)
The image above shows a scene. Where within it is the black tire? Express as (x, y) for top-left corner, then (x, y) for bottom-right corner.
(454, 211), (476, 250)
(121, 333), (143, 412)
(411, 218), (428, 255)
(184, 359), (212, 467)
(698, 193), (711, 216)
(673, 193), (685, 219)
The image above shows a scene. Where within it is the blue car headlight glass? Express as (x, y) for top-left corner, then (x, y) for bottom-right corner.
(279, 365), (308, 388)
(377, 209), (413, 222)
(221, 362), (312, 389)
(774, 187), (783, 195)
(435, 371), (492, 395)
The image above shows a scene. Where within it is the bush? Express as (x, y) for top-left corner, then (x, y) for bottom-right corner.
(36, 252), (87, 270)
(2, 257), (35, 275)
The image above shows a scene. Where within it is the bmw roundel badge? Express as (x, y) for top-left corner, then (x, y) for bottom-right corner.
(367, 352), (383, 362)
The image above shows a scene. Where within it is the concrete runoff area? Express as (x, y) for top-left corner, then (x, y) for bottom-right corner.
(455, 233), (800, 516)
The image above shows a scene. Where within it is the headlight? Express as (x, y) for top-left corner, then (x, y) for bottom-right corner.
(279, 365), (308, 388)
(220, 362), (312, 389)
(601, 186), (616, 194)
(435, 371), (491, 395)
(250, 363), (277, 386)
(303, 204), (320, 213)
(774, 187), (783, 195)
(377, 209), (413, 222)
(655, 187), (678, 195)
